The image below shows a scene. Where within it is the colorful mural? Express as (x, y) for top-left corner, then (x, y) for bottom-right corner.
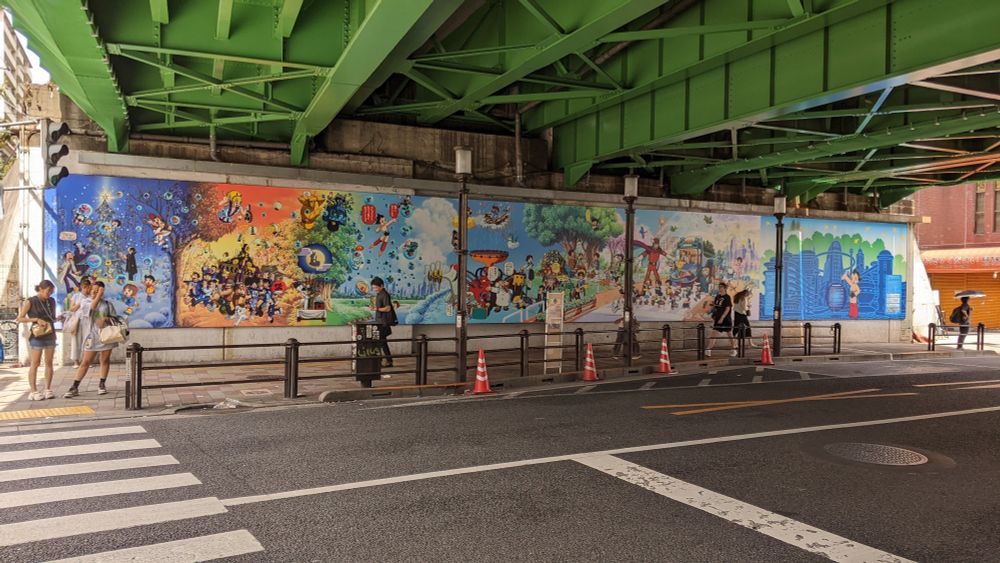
(759, 218), (908, 320)
(46, 175), (908, 327)
(47, 176), (457, 328)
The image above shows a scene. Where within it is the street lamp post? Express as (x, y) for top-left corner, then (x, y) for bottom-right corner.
(623, 175), (638, 367)
(772, 193), (786, 356)
(454, 146), (472, 382)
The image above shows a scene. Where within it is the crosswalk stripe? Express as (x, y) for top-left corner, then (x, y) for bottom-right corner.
(574, 385), (596, 394)
(0, 497), (228, 547)
(0, 473), (201, 509)
(639, 382), (656, 390)
(46, 530), (265, 562)
(0, 439), (160, 463)
(0, 426), (146, 446)
(0, 455), (179, 483)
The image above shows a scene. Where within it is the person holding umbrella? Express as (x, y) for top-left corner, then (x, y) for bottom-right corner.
(950, 290), (983, 349)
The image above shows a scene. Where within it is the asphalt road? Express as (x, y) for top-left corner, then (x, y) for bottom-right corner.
(3, 355), (1000, 562)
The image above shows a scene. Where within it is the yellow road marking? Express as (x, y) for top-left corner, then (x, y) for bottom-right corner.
(913, 379), (1000, 387)
(0, 406), (95, 420)
(642, 388), (918, 416)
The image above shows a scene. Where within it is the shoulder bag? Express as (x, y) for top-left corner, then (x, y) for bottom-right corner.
(29, 297), (54, 338)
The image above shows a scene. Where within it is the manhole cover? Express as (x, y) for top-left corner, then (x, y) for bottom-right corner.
(823, 443), (929, 466)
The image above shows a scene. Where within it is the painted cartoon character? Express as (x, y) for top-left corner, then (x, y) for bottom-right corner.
(634, 237), (667, 289)
(842, 270), (862, 319)
(369, 214), (398, 257)
(511, 273), (530, 309)
(298, 194), (325, 230)
(146, 214), (173, 249)
(72, 204), (92, 225)
(402, 240), (419, 259)
(143, 275), (157, 303)
(322, 194), (350, 232)
(120, 283), (139, 315)
(218, 190), (251, 223)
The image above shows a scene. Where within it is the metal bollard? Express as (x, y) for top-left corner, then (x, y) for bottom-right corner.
(127, 342), (143, 410)
(416, 335), (429, 385)
(928, 323), (936, 351)
(697, 323), (706, 360)
(283, 338), (300, 399)
(833, 322), (842, 354)
(575, 328), (585, 372)
(804, 323), (812, 356)
(520, 330), (530, 377)
(978, 323), (986, 352)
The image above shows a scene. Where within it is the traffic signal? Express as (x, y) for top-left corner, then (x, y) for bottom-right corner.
(43, 120), (71, 187)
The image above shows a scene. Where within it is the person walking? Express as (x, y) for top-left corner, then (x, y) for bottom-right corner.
(16, 280), (58, 400)
(952, 296), (972, 350)
(370, 277), (395, 367)
(65, 281), (119, 397)
(706, 281), (736, 357)
(732, 287), (755, 350)
(67, 277), (93, 368)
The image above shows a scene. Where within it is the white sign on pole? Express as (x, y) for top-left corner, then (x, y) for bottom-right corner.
(544, 292), (565, 373)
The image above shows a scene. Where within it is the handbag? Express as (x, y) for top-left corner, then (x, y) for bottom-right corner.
(63, 314), (79, 335)
(30, 320), (53, 338)
(99, 316), (129, 344)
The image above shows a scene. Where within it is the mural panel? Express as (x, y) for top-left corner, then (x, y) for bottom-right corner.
(48, 176), (457, 328)
(630, 210), (763, 322)
(759, 217), (908, 320)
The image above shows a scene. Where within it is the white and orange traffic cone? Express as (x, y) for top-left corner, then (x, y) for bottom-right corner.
(760, 335), (774, 365)
(581, 342), (600, 381)
(657, 338), (676, 374)
(468, 349), (494, 395)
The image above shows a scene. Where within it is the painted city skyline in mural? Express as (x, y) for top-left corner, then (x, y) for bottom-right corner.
(45, 175), (908, 327)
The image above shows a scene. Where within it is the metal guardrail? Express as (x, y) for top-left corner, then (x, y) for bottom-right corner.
(124, 321), (845, 410)
(927, 322), (985, 352)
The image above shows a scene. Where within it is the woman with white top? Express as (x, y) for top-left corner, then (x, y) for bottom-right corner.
(64, 281), (119, 398)
(67, 276), (93, 368)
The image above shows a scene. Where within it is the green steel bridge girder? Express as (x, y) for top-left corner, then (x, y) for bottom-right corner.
(7, 0), (129, 152)
(545, 0), (1000, 188)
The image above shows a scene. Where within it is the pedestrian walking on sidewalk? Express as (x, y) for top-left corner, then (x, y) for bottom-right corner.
(707, 281), (736, 357)
(370, 277), (396, 368)
(16, 280), (58, 400)
(65, 281), (119, 398)
(733, 287), (755, 349)
(67, 276), (93, 368)
(952, 296), (972, 350)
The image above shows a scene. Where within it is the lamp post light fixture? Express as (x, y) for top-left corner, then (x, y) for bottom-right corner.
(454, 146), (471, 382)
(772, 192), (787, 356)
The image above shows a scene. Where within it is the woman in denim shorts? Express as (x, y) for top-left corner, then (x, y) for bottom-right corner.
(16, 280), (58, 400)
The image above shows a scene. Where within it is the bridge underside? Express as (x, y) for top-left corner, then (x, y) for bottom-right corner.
(9, 0), (1000, 204)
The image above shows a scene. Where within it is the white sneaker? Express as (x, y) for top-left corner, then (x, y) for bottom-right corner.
(730, 350), (738, 357)
(43, 389), (55, 399)
(29, 391), (44, 401)
(705, 350), (712, 357)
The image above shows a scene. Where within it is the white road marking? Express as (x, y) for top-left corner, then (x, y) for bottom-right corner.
(639, 382), (657, 391)
(0, 473), (201, 509)
(708, 371), (718, 375)
(0, 497), (227, 547)
(0, 439), (161, 463)
(800, 371), (811, 380)
(914, 379), (1000, 387)
(46, 530), (264, 563)
(752, 375), (763, 384)
(576, 454), (912, 563)
(222, 404), (1000, 507)
(503, 392), (523, 399)
(0, 426), (146, 446)
(574, 385), (596, 395)
(698, 378), (711, 387)
(953, 383), (1000, 390)
(755, 366), (764, 373)
(0, 455), (179, 483)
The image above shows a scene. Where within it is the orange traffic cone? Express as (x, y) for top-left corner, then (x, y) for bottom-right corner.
(469, 349), (494, 394)
(760, 335), (774, 365)
(657, 338), (676, 374)
(581, 342), (600, 381)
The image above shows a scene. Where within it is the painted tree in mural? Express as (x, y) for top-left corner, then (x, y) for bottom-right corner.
(85, 194), (122, 278)
(523, 205), (623, 269)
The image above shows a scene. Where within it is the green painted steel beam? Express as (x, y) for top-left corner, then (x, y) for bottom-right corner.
(599, 19), (795, 42)
(149, 0), (169, 24)
(481, 89), (611, 105)
(277, 0), (305, 38)
(107, 43), (328, 71)
(289, 0), (458, 165)
(216, 0), (234, 40)
(775, 101), (1000, 120)
(7, 0), (130, 152)
(672, 110), (1000, 194)
(416, 0), (669, 125)
(127, 69), (318, 100)
(545, 0), (1000, 185)
(786, 0), (805, 18)
(412, 44), (537, 62)
(517, 0), (566, 35)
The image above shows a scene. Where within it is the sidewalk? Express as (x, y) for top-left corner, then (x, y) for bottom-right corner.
(0, 339), (980, 421)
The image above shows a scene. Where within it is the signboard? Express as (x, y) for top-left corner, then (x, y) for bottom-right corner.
(884, 275), (903, 315)
(544, 292), (564, 373)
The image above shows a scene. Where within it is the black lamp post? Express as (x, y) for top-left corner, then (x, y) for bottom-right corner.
(623, 175), (638, 367)
(772, 192), (786, 356)
(455, 146), (471, 382)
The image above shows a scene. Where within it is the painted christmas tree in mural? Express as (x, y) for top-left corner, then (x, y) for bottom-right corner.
(85, 194), (123, 278)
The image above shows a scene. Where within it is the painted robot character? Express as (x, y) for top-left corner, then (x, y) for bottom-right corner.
(369, 213), (398, 257)
(322, 194), (350, 232)
(298, 194), (325, 230)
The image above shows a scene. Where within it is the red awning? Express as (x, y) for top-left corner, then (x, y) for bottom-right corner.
(922, 247), (1000, 273)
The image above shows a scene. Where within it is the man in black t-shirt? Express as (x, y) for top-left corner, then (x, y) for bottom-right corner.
(707, 281), (735, 357)
(370, 277), (394, 367)
(956, 296), (972, 350)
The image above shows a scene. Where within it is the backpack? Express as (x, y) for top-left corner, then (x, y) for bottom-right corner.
(949, 306), (965, 324)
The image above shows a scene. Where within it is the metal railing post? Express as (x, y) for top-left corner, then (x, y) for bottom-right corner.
(284, 338), (299, 399)
(575, 328), (585, 372)
(928, 323), (935, 351)
(804, 322), (812, 356)
(520, 330), (529, 377)
(977, 323), (985, 351)
(128, 342), (143, 410)
(417, 335), (429, 385)
(833, 323), (842, 354)
(697, 323), (706, 360)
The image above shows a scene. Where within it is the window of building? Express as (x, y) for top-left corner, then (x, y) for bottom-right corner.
(974, 184), (986, 234)
(993, 184), (1000, 233)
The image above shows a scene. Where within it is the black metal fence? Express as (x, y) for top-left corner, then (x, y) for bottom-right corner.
(124, 321), (844, 410)
(927, 322), (986, 352)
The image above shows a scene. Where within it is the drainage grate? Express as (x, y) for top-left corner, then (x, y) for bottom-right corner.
(823, 443), (929, 466)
